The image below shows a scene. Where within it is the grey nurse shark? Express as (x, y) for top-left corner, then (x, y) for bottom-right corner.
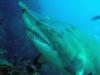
(18, 1), (100, 75)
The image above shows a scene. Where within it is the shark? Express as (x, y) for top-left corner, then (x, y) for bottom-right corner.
(18, 0), (100, 75)
(18, 0), (66, 72)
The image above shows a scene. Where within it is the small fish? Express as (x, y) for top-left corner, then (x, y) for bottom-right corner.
(92, 15), (100, 21)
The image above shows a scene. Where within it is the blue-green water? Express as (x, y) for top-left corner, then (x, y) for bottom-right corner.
(26, 0), (100, 40)
(0, 0), (100, 75)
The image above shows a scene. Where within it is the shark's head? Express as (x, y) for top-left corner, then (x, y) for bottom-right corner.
(18, 0), (28, 12)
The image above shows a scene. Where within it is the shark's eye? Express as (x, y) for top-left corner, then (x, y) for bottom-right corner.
(22, 8), (26, 12)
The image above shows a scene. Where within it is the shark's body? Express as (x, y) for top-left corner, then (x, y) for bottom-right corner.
(18, 1), (100, 75)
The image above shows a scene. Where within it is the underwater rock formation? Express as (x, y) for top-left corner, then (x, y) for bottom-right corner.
(0, 60), (13, 75)
(0, 0), (40, 75)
